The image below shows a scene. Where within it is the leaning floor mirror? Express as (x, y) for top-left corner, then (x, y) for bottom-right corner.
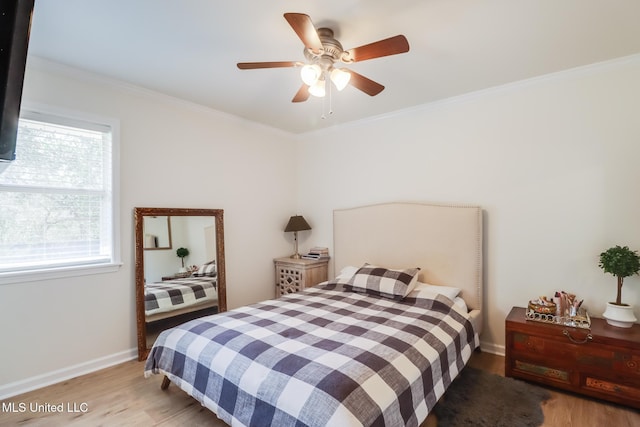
(134, 207), (226, 361)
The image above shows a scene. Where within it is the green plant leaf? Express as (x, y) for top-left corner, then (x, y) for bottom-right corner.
(599, 245), (640, 278)
(176, 247), (189, 258)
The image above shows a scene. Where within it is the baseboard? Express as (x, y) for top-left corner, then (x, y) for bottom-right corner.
(0, 348), (137, 400)
(479, 340), (505, 356)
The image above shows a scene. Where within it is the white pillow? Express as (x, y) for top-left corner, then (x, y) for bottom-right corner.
(336, 265), (359, 280)
(407, 288), (467, 308)
(412, 281), (461, 300)
(191, 260), (217, 277)
(453, 296), (468, 311)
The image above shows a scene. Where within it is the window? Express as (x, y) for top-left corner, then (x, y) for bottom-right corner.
(0, 106), (120, 282)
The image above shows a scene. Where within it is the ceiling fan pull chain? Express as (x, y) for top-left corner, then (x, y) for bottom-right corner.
(321, 90), (326, 120)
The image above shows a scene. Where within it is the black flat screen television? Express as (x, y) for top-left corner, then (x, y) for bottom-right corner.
(0, 0), (34, 167)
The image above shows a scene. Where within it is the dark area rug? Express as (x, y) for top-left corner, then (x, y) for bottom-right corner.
(433, 367), (551, 427)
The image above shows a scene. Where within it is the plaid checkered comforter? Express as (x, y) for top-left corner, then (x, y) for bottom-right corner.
(144, 282), (479, 426)
(145, 277), (217, 316)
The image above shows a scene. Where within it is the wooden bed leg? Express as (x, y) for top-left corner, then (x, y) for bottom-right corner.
(161, 376), (171, 390)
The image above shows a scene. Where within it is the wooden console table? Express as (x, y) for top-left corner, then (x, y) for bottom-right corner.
(505, 306), (640, 408)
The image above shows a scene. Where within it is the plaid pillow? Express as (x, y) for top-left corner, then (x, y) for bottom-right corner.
(346, 264), (420, 300)
(192, 260), (217, 277)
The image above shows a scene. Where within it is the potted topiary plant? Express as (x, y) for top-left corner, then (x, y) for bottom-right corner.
(176, 247), (189, 273)
(599, 245), (640, 328)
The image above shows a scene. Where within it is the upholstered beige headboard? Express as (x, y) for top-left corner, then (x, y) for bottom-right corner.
(333, 202), (483, 330)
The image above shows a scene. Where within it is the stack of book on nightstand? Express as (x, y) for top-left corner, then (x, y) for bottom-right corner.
(302, 247), (330, 260)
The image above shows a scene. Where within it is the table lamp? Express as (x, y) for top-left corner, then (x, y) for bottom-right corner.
(284, 215), (311, 259)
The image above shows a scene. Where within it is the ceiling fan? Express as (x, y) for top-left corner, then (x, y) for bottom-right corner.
(237, 13), (410, 103)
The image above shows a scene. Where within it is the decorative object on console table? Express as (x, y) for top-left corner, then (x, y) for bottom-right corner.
(176, 247), (190, 273)
(599, 245), (640, 328)
(526, 294), (591, 329)
(284, 215), (311, 259)
(274, 257), (328, 297)
(505, 306), (640, 408)
(527, 296), (556, 315)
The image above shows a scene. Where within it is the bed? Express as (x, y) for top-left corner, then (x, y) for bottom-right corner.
(145, 276), (218, 322)
(145, 202), (483, 426)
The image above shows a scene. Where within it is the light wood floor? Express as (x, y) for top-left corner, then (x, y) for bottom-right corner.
(1, 352), (638, 426)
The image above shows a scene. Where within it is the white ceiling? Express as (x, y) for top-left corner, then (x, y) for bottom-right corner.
(28, 0), (640, 134)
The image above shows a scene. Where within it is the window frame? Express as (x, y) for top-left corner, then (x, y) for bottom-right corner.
(0, 102), (121, 285)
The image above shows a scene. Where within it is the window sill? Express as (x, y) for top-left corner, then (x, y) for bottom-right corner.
(0, 262), (123, 285)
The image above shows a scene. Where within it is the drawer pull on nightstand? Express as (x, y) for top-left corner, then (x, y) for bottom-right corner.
(563, 329), (593, 344)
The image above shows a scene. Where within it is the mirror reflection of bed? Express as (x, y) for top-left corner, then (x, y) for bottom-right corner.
(134, 207), (226, 361)
(145, 306), (217, 349)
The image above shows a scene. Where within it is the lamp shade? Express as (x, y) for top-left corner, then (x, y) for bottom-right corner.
(284, 215), (311, 232)
(308, 78), (326, 98)
(330, 68), (351, 91)
(300, 64), (321, 86)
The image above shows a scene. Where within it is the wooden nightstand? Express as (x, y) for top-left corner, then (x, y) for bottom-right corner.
(505, 306), (640, 408)
(274, 257), (329, 297)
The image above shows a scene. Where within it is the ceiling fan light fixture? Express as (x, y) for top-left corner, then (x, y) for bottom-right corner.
(237, 13), (410, 105)
(309, 78), (326, 97)
(330, 68), (351, 91)
(300, 64), (322, 86)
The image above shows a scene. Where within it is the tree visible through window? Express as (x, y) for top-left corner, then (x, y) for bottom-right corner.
(0, 110), (115, 273)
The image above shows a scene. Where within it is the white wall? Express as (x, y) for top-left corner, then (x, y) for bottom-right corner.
(0, 58), (298, 395)
(295, 55), (640, 352)
(3, 53), (639, 397)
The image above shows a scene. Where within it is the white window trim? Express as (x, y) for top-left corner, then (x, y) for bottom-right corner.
(0, 101), (121, 285)
(0, 262), (123, 284)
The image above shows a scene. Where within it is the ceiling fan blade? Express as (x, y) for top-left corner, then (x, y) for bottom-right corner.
(344, 35), (409, 62)
(292, 84), (310, 103)
(344, 69), (385, 96)
(284, 13), (323, 54)
(237, 61), (300, 70)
